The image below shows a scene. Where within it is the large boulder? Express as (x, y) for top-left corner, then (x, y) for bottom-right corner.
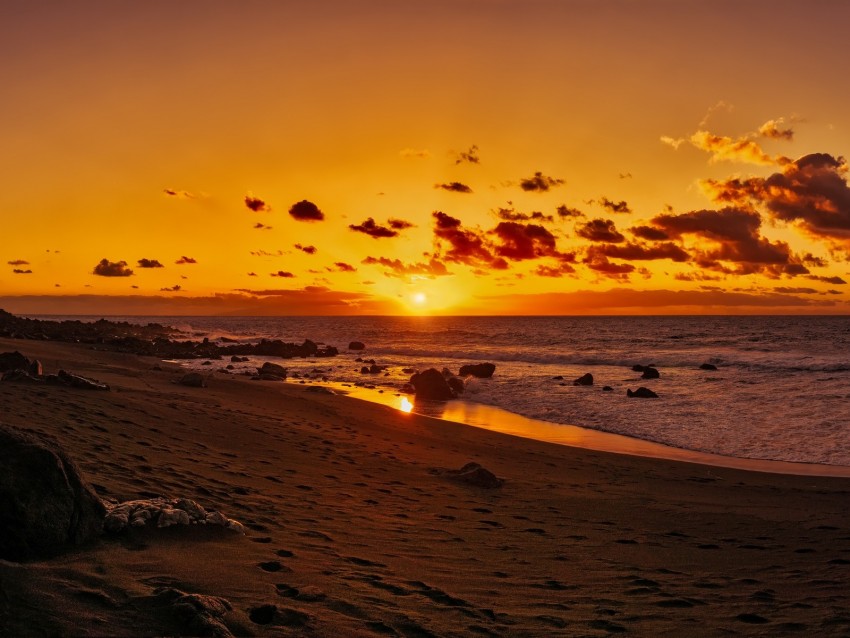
(641, 366), (660, 379)
(573, 373), (593, 386)
(258, 362), (287, 378)
(0, 351), (30, 372)
(0, 425), (105, 560)
(458, 363), (496, 378)
(410, 368), (456, 400)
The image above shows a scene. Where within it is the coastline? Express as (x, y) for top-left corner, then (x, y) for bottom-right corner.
(2, 337), (850, 636)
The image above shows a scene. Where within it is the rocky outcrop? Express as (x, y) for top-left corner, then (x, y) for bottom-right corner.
(573, 373), (593, 386)
(0, 350), (30, 372)
(458, 363), (496, 378)
(447, 377), (465, 394)
(103, 497), (245, 534)
(0, 425), (106, 560)
(409, 368), (456, 400)
(154, 587), (235, 638)
(627, 387), (658, 398)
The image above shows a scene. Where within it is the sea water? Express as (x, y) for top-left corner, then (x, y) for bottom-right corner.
(50, 315), (850, 467)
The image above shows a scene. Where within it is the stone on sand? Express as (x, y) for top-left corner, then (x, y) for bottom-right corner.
(178, 372), (207, 388)
(445, 462), (504, 488)
(627, 387), (659, 398)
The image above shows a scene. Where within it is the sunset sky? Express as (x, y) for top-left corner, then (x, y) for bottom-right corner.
(4, 0), (850, 315)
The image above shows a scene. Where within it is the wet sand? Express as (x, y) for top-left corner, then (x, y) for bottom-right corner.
(1, 337), (849, 636)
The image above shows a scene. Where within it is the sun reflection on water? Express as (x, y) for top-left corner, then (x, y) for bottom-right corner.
(399, 396), (414, 413)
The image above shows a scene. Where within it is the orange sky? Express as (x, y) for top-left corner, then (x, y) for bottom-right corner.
(3, 0), (850, 315)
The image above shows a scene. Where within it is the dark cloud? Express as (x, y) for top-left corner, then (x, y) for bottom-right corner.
(388, 218), (415, 230)
(576, 218), (626, 243)
(591, 241), (690, 262)
(332, 262), (356, 272)
(630, 225), (670, 241)
(619, 172), (633, 179)
(12, 269), (32, 274)
(556, 205), (585, 218)
(163, 188), (196, 199)
(758, 118), (795, 140)
(491, 222), (559, 260)
(289, 200), (325, 222)
(583, 251), (635, 279)
(160, 285), (182, 292)
(599, 197), (632, 214)
(362, 256), (451, 279)
(534, 263), (576, 277)
(494, 207), (554, 223)
(251, 250), (285, 257)
(774, 286), (817, 294)
(808, 274), (846, 285)
(704, 154), (850, 244)
(254, 222), (272, 230)
(435, 182), (473, 194)
(294, 244), (317, 254)
(432, 211), (508, 269)
(800, 253), (828, 268)
(7, 259), (29, 266)
(247, 272), (258, 277)
(271, 271), (295, 278)
(349, 218), (399, 238)
(454, 145), (480, 165)
(93, 258), (134, 277)
(519, 171), (565, 192)
(245, 195), (271, 212)
(175, 256), (197, 264)
(137, 258), (164, 268)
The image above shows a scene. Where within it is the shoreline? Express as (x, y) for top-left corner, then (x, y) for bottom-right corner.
(3, 337), (850, 636)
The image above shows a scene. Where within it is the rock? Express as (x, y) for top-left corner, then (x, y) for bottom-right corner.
(369, 364), (384, 374)
(402, 367), (416, 374)
(573, 373), (593, 386)
(699, 363), (718, 371)
(2, 369), (42, 383)
(552, 375), (564, 381)
(0, 425), (106, 560)
(55, 370), (110, 390)
(641, 366), (660, 379)
(305, 386), (335, 395)
(27, 359), (43, 376)
(258, 362), (287, 378)
(360, 366), (371, 374)
(178, 372), (206, 388)
(254, 373), (284, 381)
(441, 367), (454, 378)
(0, 351), (30, 372)
(409, 368), (456, 400)
(447, 377), (465, 394)
(627, 387), (658, 398)
(155, 587), (234, 638)
(445, 462), (504, 488)
(104, 497), (243, 534)
(230, 356), (248, 363)
(459, 363), (496, 378)
(348, 341), (365, 350)
(602, 386), (614, 392)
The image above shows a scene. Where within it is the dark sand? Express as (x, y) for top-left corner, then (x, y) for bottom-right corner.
(1, 338), (849, 637)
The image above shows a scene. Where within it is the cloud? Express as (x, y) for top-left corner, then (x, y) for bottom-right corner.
(556, 205), (585, 218)
(245, 194), (271, 212)
(137, 258), (164, 268)
(247, 272), (258, 277)
(349, 217), (399, 238)
(289, 200), (325, 221)
(7, 259), (29, 266)
(250, 250), (285, 257)
(388, 218), (415, 230)
(808, 275), (846, 284)
(619, 172), (632, 179)
(494, 207), (554, 223)
(630, 225), (670, 241)
(591, 241), (690, 262)
(362, 256), (451, 279)
(163, 188), (196, 199)
(599, 197), (632, 214)
(12, 269), (32, 274)
(576, 218), (626, 243)
(294, 244), (317, 254)
(271, 271), (295, 278)
(703, 154), (850, 245)
(663, 117), (794, 166)
(400, 148), (431, 159)
(254, 222), (272, 230)
(491, 222), (560, 260)
(332, 262), (356, 272)
(519, 171), (565, 192)
(454, 145), (480, 165)
(175, 256), (197, 264)
(432, 211), (508, 269)
(93, 258), (134, 277)
(435, 182), (473, 194)
(773, 286), (818, 294)
(160, 285), (182, 292)
(758, 117), (794, 140)
(583, 251), (635, 279)
(534, 263), (576, 277)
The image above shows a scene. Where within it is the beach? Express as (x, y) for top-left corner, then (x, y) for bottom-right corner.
(2, 337), (850, 637)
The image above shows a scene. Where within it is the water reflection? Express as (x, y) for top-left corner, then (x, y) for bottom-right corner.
(399, 396), (414, 413)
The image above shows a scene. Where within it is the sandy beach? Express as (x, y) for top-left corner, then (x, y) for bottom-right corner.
(1, 337), (850, 637)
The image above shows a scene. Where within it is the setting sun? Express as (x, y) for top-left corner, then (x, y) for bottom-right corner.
(412, 292), (427, 306)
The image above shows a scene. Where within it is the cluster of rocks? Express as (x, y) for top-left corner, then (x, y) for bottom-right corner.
(0, 309), (339, 362)
(103, 497), (245, 534)
(404, 363), (497, 400)
(0, 350), (110, 390)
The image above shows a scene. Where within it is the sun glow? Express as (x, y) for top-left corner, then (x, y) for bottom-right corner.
(399, 396), (414, 413)
(412, 292), (427, 305)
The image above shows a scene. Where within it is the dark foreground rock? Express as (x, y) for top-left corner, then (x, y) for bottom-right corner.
(573, 373), (593, 386)
(443, 462), (504, 488)
(459, 363), (496, 378)
(699, 363), (718, 371)
(641, 366), (660, 379)
(51, 370), (110, 391)
(0, 350), (30, 372)
(178, 372), (207, 388)
(0, 425), (106, 560)
(627, 387), (659, 398)
(410, 368), (456, 400)
(348, 341), (365, 350)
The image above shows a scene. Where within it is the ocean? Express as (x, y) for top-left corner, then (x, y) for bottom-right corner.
(50, 315), (850, 468)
